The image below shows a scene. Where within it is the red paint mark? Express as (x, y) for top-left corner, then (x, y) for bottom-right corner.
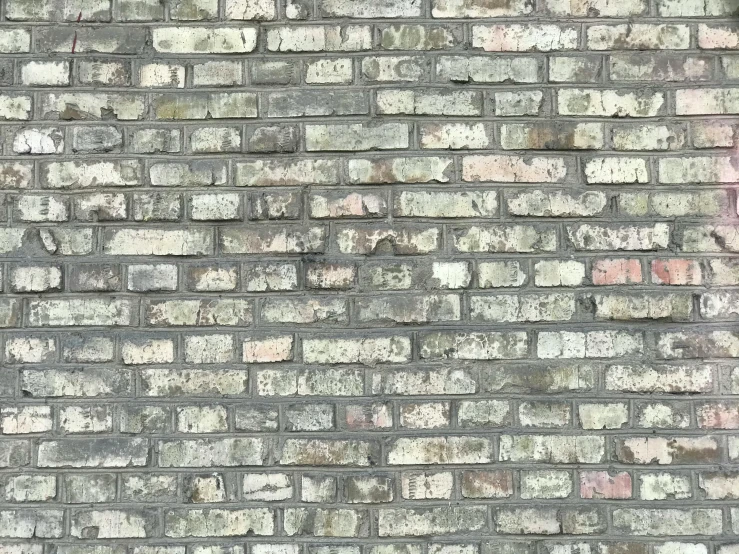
(71, 11), (82, 53)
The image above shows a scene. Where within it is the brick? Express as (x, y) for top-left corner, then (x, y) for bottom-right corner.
(279, 439), (378, 466)
(593, 259), (642, 285)
(495, 508), (560, 535)
(462, 470), (513, 498)
(225, 0), (275, 19)
(613, 125), (686, 151)
(501, 123), (603, 150)
(473, 25), (578, 52)
(1, 406), (52, 434)
(165, 508), (274, 537)
(478, 261), (527, 288)
(141, 369), (248, 397)
(103, 229), (213, 256)
(471, 293), (575, 322)
(543, 0), (646, 15)
(10, 266), (62, 293)
(658, 0), (738, 15)
(640, 473), (692, 500)
(27, 299), (134, 327)
(306, 123), (408, 151)
(593, 293), (692, 321)
(657, 331), (739, 358)
(420, 123), (489, 149)
(378, 90), (482, 116)
(395, 191), (497, 218)
(305, 59), (353, 84)
(0, 510), (62, 538)
(38, 439), (148, 468)
(400, 403), (449, 429)
(64, 473), (115, 500)
(121, 339), (175, 365)
(318, 0), (420, 17)
(519, 401), (571, 427)
(579, 403), (628, 429)
(500, 435), (604, 463)
(303, 336), (411, 365)
(420, 331), (528, 360)
(402, 472), (453, 499)
(463, 155), (567, 183)
(356, 294), (460, 324)
(372, 368), (476, 396)
(481, 364), (595, 393)
(613, 509), (722, 536)
(159, 438), (265, 467)
(494, 91), (544, 116)
(267, 26), (371, 52)
(244, 263), (298, 291)
(520, 470), (572, 499)
(606, 364), (713, 393)
(6, 0), (110, 20)
(247, 125), (299, 153)
(302, 475), (337, 502)
(588, 25), (690, 50)
(380, 25), (458, 50)
(2, 474), (56, 501)
(348, 157), (452, 184)
(336, 225), (440, 255)
(538, 330), (643, 359)
(549, 56), (602, 82)
(453, 226), (557, 253)
(432, 0), (532, 17)
(580, 471), (632, 499)
(236, 159), (339, 186)
(535, 260), (585, 287)
(700, 473), (739, 499)
(36, 27), (147, 54)
(507, 191), (606, 217)
(637, 402), (691, 429)
(681, 225), (739, 252)
(616, 436), (720, 464)
(21, 369), (132, 397)
(0, 30), (31, 53)
(221, 227), (325, 254)
(568, 224), (669, 251)
(585, 157), (648, 184)
(266, 91), (367, 117)
(153, 28), (257, 53)
(0, 162), (33, 189)
(0, 441), (31, 467)
(378, 507), (487, 536)
(611, 54), (712, 82)
(21, 61), (70, 87)
(708, 259), (739, 286)
(457, 400), (510, 427)
(558, 89), (665, 117)
(184, 335), (235, 363)
(436, 56), (539, 83)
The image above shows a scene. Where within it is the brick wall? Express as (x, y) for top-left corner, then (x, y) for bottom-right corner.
(0, 0), (738, 551)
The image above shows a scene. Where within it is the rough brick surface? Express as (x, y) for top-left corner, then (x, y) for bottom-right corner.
(1, 0), (738, 550)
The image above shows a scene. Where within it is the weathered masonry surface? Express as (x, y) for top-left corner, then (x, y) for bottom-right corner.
(1, 0), (739, 551)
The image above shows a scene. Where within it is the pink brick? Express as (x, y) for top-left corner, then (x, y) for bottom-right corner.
(651, 259), (702, 285)
(580, 471), (632, 499)
(697, 403), (739, 429)
(346, 403), (393, 430)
